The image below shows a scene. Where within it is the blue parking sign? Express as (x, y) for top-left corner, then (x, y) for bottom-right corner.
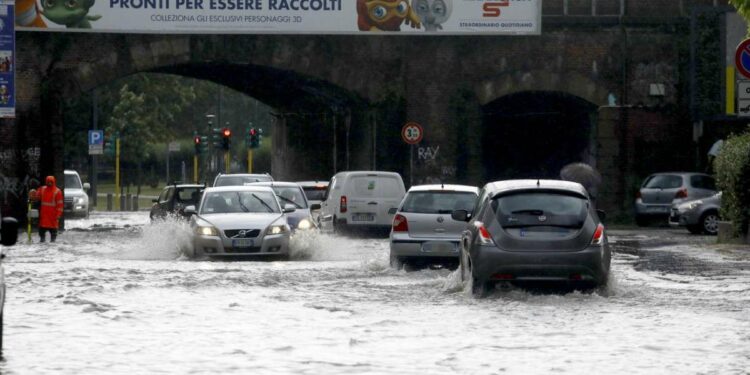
(89, 130), (104, 145)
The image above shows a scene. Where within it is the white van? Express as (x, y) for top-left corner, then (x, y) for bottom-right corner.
(319, 171), (406, 232)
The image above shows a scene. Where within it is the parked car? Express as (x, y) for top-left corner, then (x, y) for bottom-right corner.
(296, 180), (329, 207)
(185, 186), (293, 258)
(319, 171), (406, 234)
(150, 184), (204, 221)
(247, 182), (320, 231)
(389, 184), (479, 270)
(453, 180), (611, 297)
(635, 172), (717, 226)
(669, 192), (721, 235)
(63, 170), (90, 219)
(0, 213), (19, 351)
(212, 173), (273, 187)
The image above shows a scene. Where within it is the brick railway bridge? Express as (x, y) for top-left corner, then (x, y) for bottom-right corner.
(1, 0), (736, 220)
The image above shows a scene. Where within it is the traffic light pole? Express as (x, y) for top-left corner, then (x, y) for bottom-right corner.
(194, 155), (199, 184)
(247, 149), (253, 173)
(115, 137), (121, 211)
(224, 151), (230, 174)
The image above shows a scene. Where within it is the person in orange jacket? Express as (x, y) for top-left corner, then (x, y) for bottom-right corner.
(38, 175), (63, 242)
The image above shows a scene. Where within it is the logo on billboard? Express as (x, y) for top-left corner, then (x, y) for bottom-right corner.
(482, 1), (509, 17)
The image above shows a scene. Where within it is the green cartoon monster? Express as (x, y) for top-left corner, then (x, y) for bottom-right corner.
(41, 0), (101, 29)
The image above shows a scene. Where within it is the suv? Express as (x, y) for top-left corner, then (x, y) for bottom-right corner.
(389, 184), (479, 270)
(150, 184), (205, 221)
(635, 172), (716, 226)
(212, 173), (273, 187)
(319, 171), (405, 233)
(63, 170), (90, 219)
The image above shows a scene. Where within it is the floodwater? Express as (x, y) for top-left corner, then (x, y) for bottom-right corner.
(1, 212), (748, 374)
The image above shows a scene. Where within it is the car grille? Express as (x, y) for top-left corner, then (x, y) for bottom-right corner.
(224, 229), (261, 238)
(225, 247), (261, 254)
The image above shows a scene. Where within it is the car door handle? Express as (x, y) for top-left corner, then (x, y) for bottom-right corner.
(434, 228), (446, 233)
(368, 202), (378, 205)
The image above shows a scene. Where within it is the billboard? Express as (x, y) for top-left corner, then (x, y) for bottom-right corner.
(0, 0), (14, 118)
(15, 0), (541, 35)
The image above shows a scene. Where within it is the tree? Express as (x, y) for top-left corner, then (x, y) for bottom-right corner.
(730, 0), (750, 33)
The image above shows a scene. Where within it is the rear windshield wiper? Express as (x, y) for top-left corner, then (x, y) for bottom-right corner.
(511, 209), (544, 215)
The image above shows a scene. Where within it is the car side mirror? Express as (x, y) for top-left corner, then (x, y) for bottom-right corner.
(1, 217), (19, 246)
(451, 210), (470, 222)
(596, 209), (607, 222)
(152, 198), (158, 203)
(83, 183), (91, 191)
(310, 203), (321, 211)
(184, 206), (197, 215)
(284, 204), (296, 213)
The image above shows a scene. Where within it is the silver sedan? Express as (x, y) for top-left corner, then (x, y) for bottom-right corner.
(185, 186), (294, 258)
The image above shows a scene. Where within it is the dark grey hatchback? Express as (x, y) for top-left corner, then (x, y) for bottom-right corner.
(452, 180), (611, 297)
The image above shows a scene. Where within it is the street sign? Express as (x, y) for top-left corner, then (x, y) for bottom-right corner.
(88, 130), (104, 155)
(168, 141), (181, 152)
(739, 81), (750, 100)
(401, 122), (424, 145)
(735, 39), (750, 79)
(738, 99), (750, 116)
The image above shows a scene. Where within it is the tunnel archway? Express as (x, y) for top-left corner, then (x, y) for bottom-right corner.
(481, 91), (598, 181)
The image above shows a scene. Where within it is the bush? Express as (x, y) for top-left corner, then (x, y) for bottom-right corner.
(714, 129), (750, 236)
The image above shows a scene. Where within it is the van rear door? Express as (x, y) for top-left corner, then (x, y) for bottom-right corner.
(346, 174), (405, 226)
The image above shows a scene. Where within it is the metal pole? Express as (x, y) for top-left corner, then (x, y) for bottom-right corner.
(225, 151), (230, 173)
(248, 149), (253, 173)
(332, 112), (337, 173)
(372, 112), (377, 170)
(91, 89), (98, 208)
(166, 148), (170, 184)
(194, 155), (199, 183)
(115, 137), (120, 211)
(345, 110), (351, 170)
(409, 144), (414, 187)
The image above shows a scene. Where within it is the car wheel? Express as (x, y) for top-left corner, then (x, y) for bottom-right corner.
(635, 215), (649, 227)
(701, 211), (720, 235)
(459, 247), (469, 283)
(468, 257), (490, 298)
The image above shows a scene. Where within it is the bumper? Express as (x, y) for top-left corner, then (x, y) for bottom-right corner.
(64, 206), (88, 217)
(471, 244), (610, 284)
(635, 201), (671, 216)
(669, 208), (700, 227)
(193, 233), (290, 257)
(390, 236), (459, 259)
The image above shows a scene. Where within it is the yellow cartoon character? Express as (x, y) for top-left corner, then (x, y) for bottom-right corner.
(357, 0), (421, 31)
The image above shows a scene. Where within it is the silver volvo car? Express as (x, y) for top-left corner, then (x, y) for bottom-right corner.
(389, 184), (479, 270)
(186, 186), (294, 258)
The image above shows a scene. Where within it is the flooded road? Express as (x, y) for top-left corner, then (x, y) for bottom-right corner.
(1, 212), (749, 374)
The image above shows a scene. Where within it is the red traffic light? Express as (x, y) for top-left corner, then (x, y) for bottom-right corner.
(222, 128), (232, 138)
(250, 128), (257, 136)
(194, 136), (201, 144)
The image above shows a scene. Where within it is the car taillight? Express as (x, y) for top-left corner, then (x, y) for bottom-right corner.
(476, 222), (494, 245)
(392, 214), (408, 232)
(340, 196), (347, 213)
(675, 188), (688, 199)
(591, 223), (605, 245)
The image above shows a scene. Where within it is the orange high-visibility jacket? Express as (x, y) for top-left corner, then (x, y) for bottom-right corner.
(39, 176), (63, 229)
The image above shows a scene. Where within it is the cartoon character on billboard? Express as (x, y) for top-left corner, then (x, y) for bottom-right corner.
(16, 0), (47, 28)
(411, 0), (451, 31)
(357, 0), (421, 31)
(41, 0), (101, 29)
(0, 85), (10, 105)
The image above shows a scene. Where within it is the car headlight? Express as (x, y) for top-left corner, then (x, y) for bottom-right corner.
(678, 200), (703, 212)
(75, 197), (85, 205)
(195, 225), (219, 236)
(266, 224), (289, 235)
(297, 218), (313, 230)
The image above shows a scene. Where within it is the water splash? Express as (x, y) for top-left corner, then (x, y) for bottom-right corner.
(111, 218), (193, 260)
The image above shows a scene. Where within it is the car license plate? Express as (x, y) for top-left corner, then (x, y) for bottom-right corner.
(352, 213), (374, 222)
(421, 242), (457, 253)
(232, 239), (255, 248)
(647, 206), (668, 213)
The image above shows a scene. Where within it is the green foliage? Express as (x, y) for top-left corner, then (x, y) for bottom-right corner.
(714, 128), (750, 236)
(730, 0), (750, 34)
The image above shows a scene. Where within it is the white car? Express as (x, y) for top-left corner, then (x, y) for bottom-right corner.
(319, 171), (405, 234)
(186, 186), (294, 258)
(389, 184), (479, 270)
(64, 170), (90, 219)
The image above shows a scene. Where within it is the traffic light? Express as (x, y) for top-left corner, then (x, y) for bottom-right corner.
(194, 135), (202, 154)
(104, 132), (119, 156)
(211, 127), (222, 148)
(248, 127), (262, 149)
(221, 127), (231, 150)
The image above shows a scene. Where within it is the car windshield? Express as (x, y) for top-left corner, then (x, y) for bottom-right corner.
(272, 186), (307, 209)
(200, 191), (280, 214)
(176, 188), (202, 204)
(215, 175), (272, 187)
(643, 175), (683, 189)
(401, 191), (477, 214)
(302, 187), (327, 201)
(492, 192), (587, 228)
(64, 174), (82, 189)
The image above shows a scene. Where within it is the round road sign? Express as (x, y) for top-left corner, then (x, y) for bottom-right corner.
(401, 122), (423, 145)
(736, 39), (750, 79)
